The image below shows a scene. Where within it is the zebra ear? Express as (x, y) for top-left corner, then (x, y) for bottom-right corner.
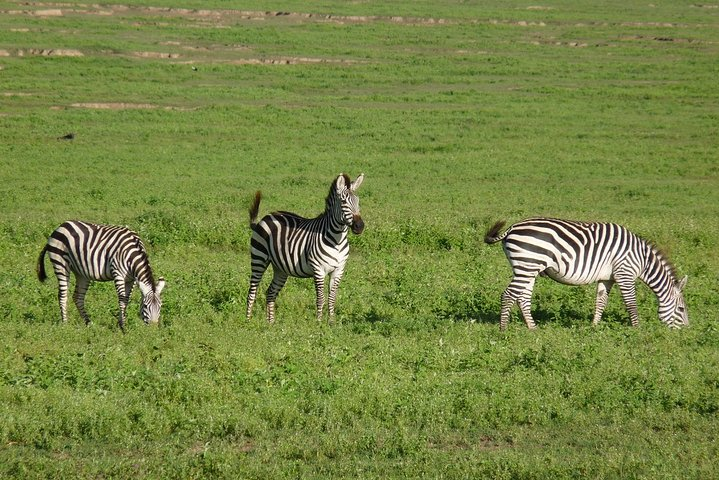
(350, 173), (364, 192)
(677, 275), (687, 291)
(138, 281), (151, 297)
(156, 277), (166, 295)
(335, 174), (348, 191)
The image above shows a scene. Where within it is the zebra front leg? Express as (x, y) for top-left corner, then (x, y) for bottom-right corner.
(265, 271), (288, 324)
(327, 269), (345, 323)
(72, 277), (92, 325)
(313, 274), (326, 322)
(616, 276), (640, 327)
(114, 277), (130, 332)
(592, 280), (614, 325)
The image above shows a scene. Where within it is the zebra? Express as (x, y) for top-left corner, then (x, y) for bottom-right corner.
(246, 173), (365, 324)
(37, 220), (166, 332)
(484, 218), (688, 330)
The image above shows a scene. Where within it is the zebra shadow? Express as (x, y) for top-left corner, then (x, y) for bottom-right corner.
(434, 289), (615, 328)
(433, 290), (500, 325)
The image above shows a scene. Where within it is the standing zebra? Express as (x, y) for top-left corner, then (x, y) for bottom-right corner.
(246, 173), (364, 324)
(37, 220), (165, 331)
(484, 218), (688, 330)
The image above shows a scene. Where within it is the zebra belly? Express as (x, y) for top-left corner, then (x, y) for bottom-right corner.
(544, 261), (614, 286)
(279, 246), (347, 277)
(70, 257), (114, 281)
(313, 253), (345, 277)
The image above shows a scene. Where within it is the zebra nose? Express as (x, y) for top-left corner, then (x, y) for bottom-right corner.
(351, 216), (364, 234)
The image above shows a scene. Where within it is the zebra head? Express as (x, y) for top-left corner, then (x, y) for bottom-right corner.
(332, 173), (364, 235)
(138, 277), (166, 324)
(660, 275), (688, 328)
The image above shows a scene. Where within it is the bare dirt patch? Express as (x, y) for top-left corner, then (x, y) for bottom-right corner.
(228, 56), (362, 66)
(0, 48), (85, 57)
(6, 3), (452, 26)
(132, 51), (181, 59)
(2, 49), (83, 57)
(67, 102), (198, 111)
(70, 103), (157, 110)
(22, 48), (84, 56)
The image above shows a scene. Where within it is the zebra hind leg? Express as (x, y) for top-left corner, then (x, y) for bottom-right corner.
(499, 287), (517, 331)
(518, 291), (537, 330)
(72, 277), (92, 325)
(265, 270), (288, 324)
(500, 275), (538, 330)
(52, 262), (71, 323)
(246, 260), (269, 321)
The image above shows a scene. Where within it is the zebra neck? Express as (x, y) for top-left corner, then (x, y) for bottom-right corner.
(639, 248), (676, 303)
(129, 256), (155, 292)
(321, 209), (349, 243)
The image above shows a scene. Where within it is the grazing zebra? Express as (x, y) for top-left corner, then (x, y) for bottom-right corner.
(484, 218), (688, 330)
(37, 220), (166, 331)
(246, 173), (365, 324)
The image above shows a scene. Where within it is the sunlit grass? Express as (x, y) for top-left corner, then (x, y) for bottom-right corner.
(1, 1), (718, 478)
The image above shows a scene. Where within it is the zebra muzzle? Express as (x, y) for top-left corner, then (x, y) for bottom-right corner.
(351, 216), (364, 234)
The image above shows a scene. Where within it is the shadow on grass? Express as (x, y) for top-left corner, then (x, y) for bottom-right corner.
(434, 288), (634, 329)
(433, 290), (500, 325)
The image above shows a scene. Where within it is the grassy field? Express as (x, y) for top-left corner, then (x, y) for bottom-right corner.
(1, 1), (718, 478)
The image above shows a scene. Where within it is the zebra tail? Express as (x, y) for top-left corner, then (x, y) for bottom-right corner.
(249, 191), (262, 228)
(37, 245), (48, 282)
(484, 220), (508, 244)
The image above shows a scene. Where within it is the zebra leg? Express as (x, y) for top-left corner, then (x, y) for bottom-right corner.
(124, 280), (134, 305)
(246, 262), (268, 321)
(52, 262), (71, 323)
(616, 277), (640, 327)
(265, 270), (288, 324)
(313, 274), (326, 321)
(114, 276), (130, 332)
(72, 277), (92, 325)
(500, 274), (538, 330)
(327, 270), (345, 323)
(499, 286), (517, 331)
(517, 278), (537, 330)
(592, 280), (614, 325)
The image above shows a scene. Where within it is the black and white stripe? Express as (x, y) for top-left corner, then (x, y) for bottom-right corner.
(246, 173), (364, 323)
(484, 218), (688, 330)
(37, 220), (165, 331)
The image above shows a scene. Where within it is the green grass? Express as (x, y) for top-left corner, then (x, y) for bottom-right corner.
(1, 1), (718, 477)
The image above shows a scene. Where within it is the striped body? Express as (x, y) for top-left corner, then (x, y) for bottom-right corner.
(246, 174), (364, 323)
(485, 218), (688, 330)
(37, 220), (165, 331)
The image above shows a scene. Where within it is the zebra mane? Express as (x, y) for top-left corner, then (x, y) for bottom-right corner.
(325, 174), (349, 206)
(133, 236), (157, 289)
(645, 239), (679, 281)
